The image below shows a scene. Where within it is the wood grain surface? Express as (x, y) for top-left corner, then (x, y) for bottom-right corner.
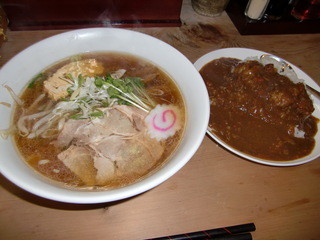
(1, 1), (320, 240)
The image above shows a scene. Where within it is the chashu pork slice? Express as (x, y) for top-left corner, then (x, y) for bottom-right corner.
(90, 131), (164, 176)
(56, 105), (164, 186)
(94, 155), (116, 185)
(56, 106), (144, 148)
(57, 145), (115, 186)
(57, 145), (97, 186)
(44, 59), (105, 101)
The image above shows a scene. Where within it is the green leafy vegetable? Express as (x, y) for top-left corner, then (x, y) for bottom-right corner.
(78, 74), (85, 87)
(65, 73), (73, 80)
(89, 109), (104, 118)
(94, 77), (104, 88)
(69, 113), (84, 119)
(107, 87), (120, 98)
(67, 87), (74, 95)
(28, 73), (45, 88)
(70, 55), (81, 62)
(61, 71), (155, 120)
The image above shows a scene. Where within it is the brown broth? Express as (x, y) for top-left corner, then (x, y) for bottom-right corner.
(13, 52), (186, 189)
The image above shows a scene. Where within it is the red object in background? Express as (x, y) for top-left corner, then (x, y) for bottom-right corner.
(291, 0), (320, 20)
(1, 0), (183, 30)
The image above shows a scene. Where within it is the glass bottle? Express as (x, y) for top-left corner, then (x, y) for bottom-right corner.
(245, 0), (270, 20)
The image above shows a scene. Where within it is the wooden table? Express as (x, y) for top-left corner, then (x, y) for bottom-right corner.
(1, 1), (320, 239)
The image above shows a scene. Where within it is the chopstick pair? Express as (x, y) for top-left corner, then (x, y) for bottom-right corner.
(146, 223), (255, 240)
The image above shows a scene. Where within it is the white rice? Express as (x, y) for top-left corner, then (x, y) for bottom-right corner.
(243, 55), (303, 84)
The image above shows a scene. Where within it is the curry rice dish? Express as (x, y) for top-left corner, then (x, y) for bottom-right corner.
(200, 57), (318, 161)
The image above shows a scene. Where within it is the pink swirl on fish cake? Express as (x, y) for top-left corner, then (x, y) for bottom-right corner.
(152, 109), (176, 132)
(145, 104), (181, 141)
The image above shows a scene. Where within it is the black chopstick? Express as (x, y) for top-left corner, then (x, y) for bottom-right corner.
(197, 233), (252, 240)
(146, 223), (255, 240)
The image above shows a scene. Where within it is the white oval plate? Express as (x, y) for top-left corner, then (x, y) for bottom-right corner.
(194, 47), (320, 166)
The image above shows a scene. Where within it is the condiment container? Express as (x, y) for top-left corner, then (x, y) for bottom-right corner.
(192, 0), (231, 17)
(245, 0), (270, 20)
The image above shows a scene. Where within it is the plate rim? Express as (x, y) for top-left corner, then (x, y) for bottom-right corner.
(194, 47), (320, 166)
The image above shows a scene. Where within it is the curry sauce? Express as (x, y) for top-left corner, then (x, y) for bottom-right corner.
(200, 57), (318, 161)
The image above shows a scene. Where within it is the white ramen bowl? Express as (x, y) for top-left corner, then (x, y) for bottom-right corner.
(0, 28), (209, 204)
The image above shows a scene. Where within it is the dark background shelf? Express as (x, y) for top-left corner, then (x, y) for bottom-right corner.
(1, 0), (183, 30)
(226, 0), (320, 35)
